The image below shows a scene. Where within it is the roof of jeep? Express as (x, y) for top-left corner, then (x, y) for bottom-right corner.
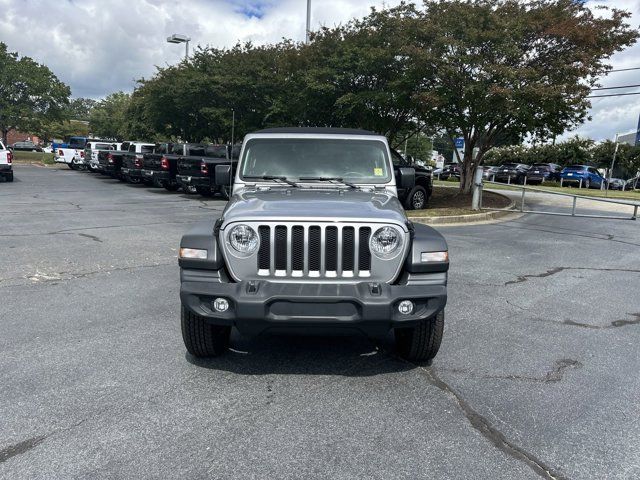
(254, 127), (378, 136)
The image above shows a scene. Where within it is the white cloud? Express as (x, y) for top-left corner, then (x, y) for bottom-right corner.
(0, 0), (637, 140)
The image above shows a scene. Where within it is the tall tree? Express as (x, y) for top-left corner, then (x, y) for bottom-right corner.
(0, 42), (71, 143)
(409, 0), (638, 192)
(89, 92), (131, 140)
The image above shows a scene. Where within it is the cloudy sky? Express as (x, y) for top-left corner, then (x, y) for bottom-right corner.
(0, 0), (638, 141)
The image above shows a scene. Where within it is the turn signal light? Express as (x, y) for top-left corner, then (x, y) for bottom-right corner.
(200, 161), (208, 174)
(160, 157), (169, 170)
(6, 152), (12, 164)
(179, 248), (207, 259)
(420, 251), (449, 263)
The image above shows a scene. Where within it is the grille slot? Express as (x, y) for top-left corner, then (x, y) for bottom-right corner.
(254, 224), (373, 278)
(258, 226), (270, 270)
(274, 226), (287, 270)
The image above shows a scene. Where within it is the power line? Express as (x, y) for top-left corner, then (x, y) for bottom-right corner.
(587, 91), (640, 98)
(604, 66), (640, 73)
(592, 83), (640, 91)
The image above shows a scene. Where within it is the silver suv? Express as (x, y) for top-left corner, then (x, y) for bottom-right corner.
(178, 128), (449, 361)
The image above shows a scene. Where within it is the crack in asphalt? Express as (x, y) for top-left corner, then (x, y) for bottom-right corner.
(414, 366), (569, 480)
(563, 312), (640, 329)
(0, 435), (47, 464)
(505, 266), (640, 286)
(443, 359), (582, 384)
(0, 262), (174, 287)
(494, 222), (640, 248)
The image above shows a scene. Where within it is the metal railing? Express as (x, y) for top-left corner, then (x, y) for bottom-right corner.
(472, 168), (639, 221)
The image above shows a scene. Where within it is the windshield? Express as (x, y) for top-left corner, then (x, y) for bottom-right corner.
(205, 145), (228, 158)
(564, 165), (586, 171)
(95, 143), (112, 150)
(68, 137), (87, 149)
(531, 164), (550, 169)
(240, 138), (391, 184)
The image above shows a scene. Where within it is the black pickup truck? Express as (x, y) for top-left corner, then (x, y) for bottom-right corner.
(120, 142), (156, 183)
(390, 149), (433, 210)
(98, 142), (130, 178)
(176, 144), (236, 199)
(141, 143), (204, 192)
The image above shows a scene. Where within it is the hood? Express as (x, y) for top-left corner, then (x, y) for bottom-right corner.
(221, 187), (408, 229)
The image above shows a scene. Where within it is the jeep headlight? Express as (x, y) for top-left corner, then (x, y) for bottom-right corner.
(229, 224), (258, 254)
(370, 226), (402, 258)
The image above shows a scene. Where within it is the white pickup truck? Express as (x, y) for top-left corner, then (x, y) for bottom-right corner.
(54, 136), (88, 170)
(0, 140), (13, 182)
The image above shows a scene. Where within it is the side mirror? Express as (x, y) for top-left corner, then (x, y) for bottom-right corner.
(215, 164), (231, 186)
(397, 167), (415, 189)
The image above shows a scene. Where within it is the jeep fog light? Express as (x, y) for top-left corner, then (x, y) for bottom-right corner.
(398, 300), (414, 315)
(179, 248), (207, 259)
(213, 298), (229, 312)
(229, 224), (258, 254)
(421, 251), (448, 263)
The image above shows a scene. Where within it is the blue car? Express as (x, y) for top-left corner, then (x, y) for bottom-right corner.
(560, 165), (607, 189)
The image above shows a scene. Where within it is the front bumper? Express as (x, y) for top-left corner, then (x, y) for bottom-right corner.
(177, 174), (210, 187)
(180, 269), (447, 336)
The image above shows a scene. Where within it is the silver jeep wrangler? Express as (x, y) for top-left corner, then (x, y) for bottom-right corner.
(179, 128), (449, 361)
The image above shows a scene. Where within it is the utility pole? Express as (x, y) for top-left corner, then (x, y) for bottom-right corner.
(306, 0), (311, 43)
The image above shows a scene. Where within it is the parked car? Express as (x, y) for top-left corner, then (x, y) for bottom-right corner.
(178, 127), (449, 361)
(12, 141), (42, 152)
(0, 141), (13, 182)
(84, 141), (114, 172)
(560, 165), (607, 189)
(525, 163), (561, 184)
(608, 178), (626, 191)
(390, 148), (433, 210)
(624, 176), (639, 191)
(176, 144), (236, 198)
(493, 163), (529, 184)
(97, 141), (132, 178)
(141, 142), (186, 191)
(439, 163), (461, 180)
(482, 165), (499, 180)
(54, 136), (90, 169)
(120, 142), (156, 183)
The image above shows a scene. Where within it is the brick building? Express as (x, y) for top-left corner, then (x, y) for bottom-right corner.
(5, 129), (42, 145)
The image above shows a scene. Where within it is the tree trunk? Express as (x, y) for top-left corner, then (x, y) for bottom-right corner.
(1, 128), (8, 145)
(459, 149), (475, 194)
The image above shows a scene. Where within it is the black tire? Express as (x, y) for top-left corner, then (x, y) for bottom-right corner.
(163, 182), (180, 192)
(196, 186), (212, 197)
(6, 172), (13, 182)
(395, 310), (444, 362)
(181, 306), (230, 357)
(68, 163), (78, 170)
(583, 178), (590, 189)
(404, 185), (428, 210)
(143, 178), (153, 186)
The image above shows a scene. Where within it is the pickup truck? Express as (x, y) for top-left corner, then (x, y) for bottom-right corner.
(0, 141), (13, 182)
(390, 149), (432, 210)
(54, 136), (88, 170)
(178, 127), (449, 361)
(140, 142), (188, 191)
(84, 141), (115, 172)
(175, 144), (235, 198)
(120, 142), (156, 183)
(97, 141), (130, 177)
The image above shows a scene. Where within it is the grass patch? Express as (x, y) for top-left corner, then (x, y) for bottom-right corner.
(411, 186), (510, 217)
(12, 151), (55, 164)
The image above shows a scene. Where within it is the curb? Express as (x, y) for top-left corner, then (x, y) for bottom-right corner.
(408, 191), (516, 225)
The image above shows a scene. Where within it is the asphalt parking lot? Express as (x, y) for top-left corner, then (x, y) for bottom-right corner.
(1, 165), (639, 479)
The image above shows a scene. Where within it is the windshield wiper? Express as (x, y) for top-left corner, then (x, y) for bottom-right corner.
(298, 176), (358, 189)
(244, 175), (299, 187)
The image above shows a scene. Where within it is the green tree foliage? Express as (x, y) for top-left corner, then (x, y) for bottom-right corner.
(408, 0), (638, 191)
(104, 1), (637, 191)
(0, 42), (71, 143)
(67, 98), (96, 121)
(89, 92), (132, 140)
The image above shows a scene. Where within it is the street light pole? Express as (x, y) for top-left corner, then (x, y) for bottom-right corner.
(606, 133), (619, 196)
(167, 34), (191, 60)
(306, 0), (311, 43)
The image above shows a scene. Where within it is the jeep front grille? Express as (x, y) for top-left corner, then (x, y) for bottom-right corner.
(221, 221), (408, 284)
(255, 224), (371, 278)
